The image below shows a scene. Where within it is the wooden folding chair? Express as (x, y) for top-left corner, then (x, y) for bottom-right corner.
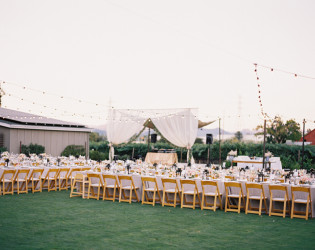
(180, 179), (201, 209)
(81, 167), (91, 171)
(29, 168), (44, 193)
(201, 180), (223, 211)
(225, 175), (234, 180)
(245, 183), (268, 216)
(87, 173), (104, 200)
(118, 175), (139, 203)
(161, 178), (181, 207)
(269, 185), (290, 218)
(70, 173), (85, 197)
(141, 176), (162, 206)
(14, 169), (30, 194)
(224, 182), (246, 213)
(102, 174), (119, 202)
(57, 168), (70, 191)
(67, 167), (82, 189)
(41, 169), (59, 192)
(0, 169), (16, 195)
(291, 186), (312, 220)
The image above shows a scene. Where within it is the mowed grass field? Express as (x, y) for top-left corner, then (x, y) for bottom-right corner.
(0, 190), (314, 249)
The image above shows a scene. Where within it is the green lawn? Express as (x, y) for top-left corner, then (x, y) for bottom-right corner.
(0, 191), (314, 249)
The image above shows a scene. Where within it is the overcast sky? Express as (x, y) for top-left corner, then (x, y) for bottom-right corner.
(0, 0), (314, 132)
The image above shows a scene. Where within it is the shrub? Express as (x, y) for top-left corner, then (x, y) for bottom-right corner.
(61, 145), (86, 157)
(21, 143), (45, 156)
(89, 150), (106, 162)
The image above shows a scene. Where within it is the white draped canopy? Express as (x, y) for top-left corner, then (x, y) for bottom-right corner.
(106, 108), (199, 162)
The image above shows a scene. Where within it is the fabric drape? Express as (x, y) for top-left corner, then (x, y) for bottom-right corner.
(151, 109), (198, 159)
(106, 109), (145, 161)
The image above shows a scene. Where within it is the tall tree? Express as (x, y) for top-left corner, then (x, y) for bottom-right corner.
(255, 116), (301, 143)
(234, 131), (243, 141)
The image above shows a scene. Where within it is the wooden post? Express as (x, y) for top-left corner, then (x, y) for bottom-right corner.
(180, 148), (182, 163)
(147, 127), (151, 153)
(219, 118), (221, 166)
(301, 119), (305, 169)
(262, 119), (267, 170)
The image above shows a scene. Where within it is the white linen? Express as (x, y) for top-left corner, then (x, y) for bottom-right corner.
(106, 109), (146, 161)
(151, 109), (198, 150)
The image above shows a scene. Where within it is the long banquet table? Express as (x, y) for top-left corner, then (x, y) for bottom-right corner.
(80, 171), (315, 217)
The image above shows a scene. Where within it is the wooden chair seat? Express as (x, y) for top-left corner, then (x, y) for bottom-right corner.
(102, 174), (119, 202)
(0, 169), (16, 195)
(57, 168), (69, 191)
(29, 169), (44, 193)
(87, 173), (104, 200)
(118, 175), (139, 203)
(41, 169), (59, 192)
(141, 177), (162, 206)
(245, 183), (268, 216)
(70, 173), (84, 198)
(225, 182), (246, 213)
(180, 179), (201, 209)
(201, 180), (223, 211)
(269, 185), (290, 218)
(161, 178), (181, 207)
(291, 186), (312, 220)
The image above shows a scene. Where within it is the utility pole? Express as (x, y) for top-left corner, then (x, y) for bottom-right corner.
(147, 127), (151, 152)
(301, 119), (306, 169)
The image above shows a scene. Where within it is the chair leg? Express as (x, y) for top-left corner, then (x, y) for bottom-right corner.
(141, 188), (145, 205)
(201, 194), (204, 210)
(129, 188), (132, 203)
(213, 195), (217, 212)
(269, 195), (273, 216)
(238, 197), (241, 214)
(152, 190), (156, 206)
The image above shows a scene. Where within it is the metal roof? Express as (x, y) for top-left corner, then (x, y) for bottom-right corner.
(0, 107), (88, 129)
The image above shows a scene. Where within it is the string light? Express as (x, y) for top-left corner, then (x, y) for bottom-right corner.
(1, 80), (106, 108)
(254, 63), (270, 120)
(255, 63), (315, 80)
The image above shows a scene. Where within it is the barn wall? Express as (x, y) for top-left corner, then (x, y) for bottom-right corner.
(8, 128), (90, 156)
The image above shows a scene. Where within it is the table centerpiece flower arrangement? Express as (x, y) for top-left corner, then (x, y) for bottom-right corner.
(227, 150), (237, 161)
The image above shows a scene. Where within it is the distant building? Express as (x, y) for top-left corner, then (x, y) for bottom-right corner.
(299, 129), (315, 146)
(0, 108), (92, 157)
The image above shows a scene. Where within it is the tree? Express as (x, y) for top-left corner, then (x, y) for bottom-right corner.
(194, 138), (204, 144)
(286, 119), (302, 141)
(255, 116), (301, 144)
(234, 131), (243, 141)
(89, 132), (107, 142)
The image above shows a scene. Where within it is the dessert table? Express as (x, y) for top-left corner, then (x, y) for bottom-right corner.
(145, 152), (178, 165)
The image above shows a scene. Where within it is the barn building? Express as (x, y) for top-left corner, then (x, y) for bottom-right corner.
(0, 108), (92, 157)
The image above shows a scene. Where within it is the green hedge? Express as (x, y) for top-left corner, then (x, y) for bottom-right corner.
(61, 145), (86, 157)
(21, 143), (45, 156)
(89, 141), (315, 170)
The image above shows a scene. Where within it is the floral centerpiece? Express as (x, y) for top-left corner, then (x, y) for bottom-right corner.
(300, 176), (311, 185)
(264, 151), (273, 162)
(227, 150), (237, 161)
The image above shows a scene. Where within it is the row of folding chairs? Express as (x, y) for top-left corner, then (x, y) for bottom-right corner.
(223, 182), (312, 220)
(0, 167), (91, 195)
(70, 174), (312, 220)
